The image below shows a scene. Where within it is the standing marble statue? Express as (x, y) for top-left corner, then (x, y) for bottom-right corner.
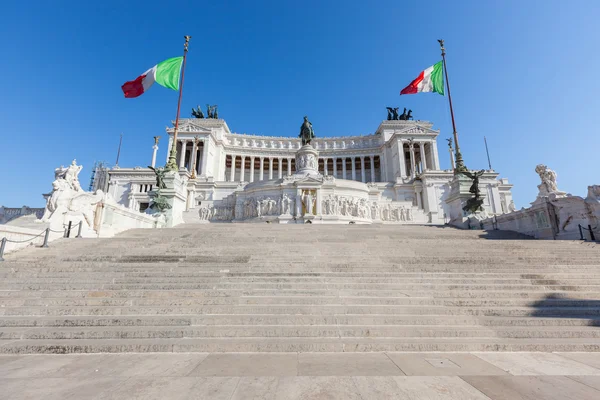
(535, 164), (559, 194)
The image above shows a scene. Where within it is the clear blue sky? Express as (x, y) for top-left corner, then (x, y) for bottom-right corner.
(1, 0), (598, 208)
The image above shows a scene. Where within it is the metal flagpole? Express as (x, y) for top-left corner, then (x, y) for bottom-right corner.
(484, 136), (492, 170)
(115, 133), (123, 166)
(438, 39), (467, 173)
(165, 35), (191, 172)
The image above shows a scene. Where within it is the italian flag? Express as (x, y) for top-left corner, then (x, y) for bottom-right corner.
(121, 57), (183, 98)
(400, 61), (445, 96)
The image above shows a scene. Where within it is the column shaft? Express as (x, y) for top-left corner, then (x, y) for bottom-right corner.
(151, 145), (158, 168)
(229, 155), (236, 182)
(201, 140), (209, 176)
(360, 156), (366, 182)
(398, 141), (406, 178)
(249, 157), (255, 182)
(333, 157), (337, 178)
(179, 140), (187, 169)
(268, 158), (273, 179)
(370, 156), (375, 182)
(351, 157), (356, 180)
(420, 142), (427, 171)
(240, 156), (246, 182)
(342, 157), (347, 179)
(409, 144), (416, 179)
(259, 157), (264, 181)
(287, 158), (292, 175)
(278, 158), (282, 179)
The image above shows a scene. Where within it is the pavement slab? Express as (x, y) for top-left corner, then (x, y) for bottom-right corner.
(297, 352), (403, 376)
(188, 353), (298, 377)
(462, 375), (600, 400)
(473, 352), (600, 375)
(386, 352), (508, 376)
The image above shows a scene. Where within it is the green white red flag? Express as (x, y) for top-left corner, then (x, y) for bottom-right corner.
(121, 57), (183, 98)
(400, 61), (445, 96)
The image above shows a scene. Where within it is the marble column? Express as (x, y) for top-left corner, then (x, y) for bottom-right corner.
(201, 140), (209, 176)
(409, 143), (416, 179)
(342, 157), (347, 179)
(333, 157), (338, 178)
(287, 158), (292, 175)
(166, 137), (173, 164)
(399, 141), (407, 178)
(419, 142), (427, 171)
(277, 157), (283, 179)
(360, 156), (366, 183)
(432, 140), (440, 170)
(151, 144), (159, 168)
(448, 146), (455, 170)
(268, 157), (273, 180)
(370, 155), (375, 182)
(229, 155), (236, 182)
(240, 156), (246, 182)
(323, 158), (328, 175)
(259, 157), (264, 181)
(190, 140), (198, 175)
(351, 157), (356, 181)
(249, 156), (255, 182)
(179, 140), (187, 169)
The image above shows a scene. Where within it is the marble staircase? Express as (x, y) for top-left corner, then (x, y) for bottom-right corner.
(1, 224), (599, 354)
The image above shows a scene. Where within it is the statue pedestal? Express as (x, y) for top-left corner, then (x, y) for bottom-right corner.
(295, 145), (320, 177)
(445, 174), (488, 229)
(155, 172), (187, 227)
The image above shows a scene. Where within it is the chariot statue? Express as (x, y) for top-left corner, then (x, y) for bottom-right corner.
(191, 105), (204, 118)
(299, 116), (315, 146)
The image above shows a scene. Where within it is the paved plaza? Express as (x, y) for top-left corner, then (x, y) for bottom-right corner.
(2, 352), (600, 399)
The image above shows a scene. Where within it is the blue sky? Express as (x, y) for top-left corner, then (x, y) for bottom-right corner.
(1, 0), (598, 208)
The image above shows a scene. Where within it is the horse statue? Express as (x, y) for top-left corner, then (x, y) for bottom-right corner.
(206, 104), (213, 119)
(406, 109), (413, 120)
(299, 116), (315, 146)
(399, 108), (407, 120)
(386, 107), (393, 120)
(191, 105), (204, 118)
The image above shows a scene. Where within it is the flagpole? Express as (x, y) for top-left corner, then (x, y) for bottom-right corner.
(165, 35), (191, 172)
(484, 136), (492, 170)
(115, 133), (123, 167)
(438, 39), (467, 173)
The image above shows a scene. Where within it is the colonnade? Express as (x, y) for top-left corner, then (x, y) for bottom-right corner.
(170, 139), (208, 176)
(224, 155), (382, 183)
(400, 140), (440, 178)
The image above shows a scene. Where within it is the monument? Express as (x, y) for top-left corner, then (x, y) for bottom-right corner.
(91, 115), (515, 226)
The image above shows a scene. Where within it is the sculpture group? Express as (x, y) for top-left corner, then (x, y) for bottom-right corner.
(386, 107), (413, 121)
(40, 160), (105, 229)
(461, 169), (486, 214)
(191, 104), (219, 119)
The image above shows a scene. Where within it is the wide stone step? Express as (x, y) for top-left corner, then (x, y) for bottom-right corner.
(2, 305), (600, 317)
(3, 337), (600, 354)
(2, 314), (599, 328)
(3, 325), (600, 340)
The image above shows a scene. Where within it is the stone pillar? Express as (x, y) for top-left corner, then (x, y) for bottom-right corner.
(287, 158), (292, 175)
(240, 156), (246, 182)
(360, 156), (366, 183)
(229, 155), (236, 182)
(420, 142), (427, 171)
(323, 158), (328, 175)
(179, 140), (187, 169)
(432, 140), (440, 170)
(278, 157), (283, 179)
(201, 140), (209, 176)
(416, 187), (423, 209)
(409, 143), (416, 179)
(351, 157), (356, 181)
(448, 146), (455, 170)
(268, 157), (273, 180)
(398, 141), (406, 178)
(249, 156), (255, 182)
(342, 157), (347, 179)
(333, 157), (338, 178)
(166, 137), (173, 164)
(190, 140), (198, 175)
(259, 157), (264, 181)
(370, 156), (375, 182)
(151, 144), (159, 168)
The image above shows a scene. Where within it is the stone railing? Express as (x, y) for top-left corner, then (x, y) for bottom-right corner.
(480, 187), (600, 240)
(0, 206), (45, 224)
(95, 201), (165, 238)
